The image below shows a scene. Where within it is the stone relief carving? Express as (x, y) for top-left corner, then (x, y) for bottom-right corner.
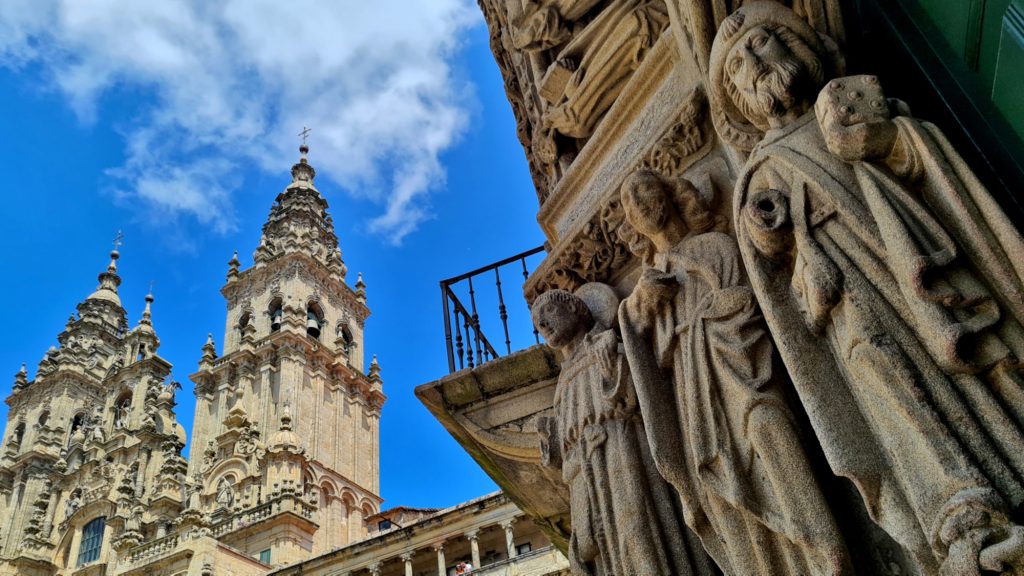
(533, 284), (715, 576)
(616, 169), (851, 575)
(528, 0), (670, 141)
(525, 86), (718, 303)
(709, 2), (1024, 573)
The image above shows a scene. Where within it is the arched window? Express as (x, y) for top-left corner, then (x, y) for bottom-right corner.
(77, 516), (106, 566)
(269, 298), (283, 333)
(11, 422), (25, 447)
(306, 302), (324, 340)
(70, 413), (85, 435)
(135, 343), (146, 362)
(38, 411), (49, 428)
(338, 324), (354, 354)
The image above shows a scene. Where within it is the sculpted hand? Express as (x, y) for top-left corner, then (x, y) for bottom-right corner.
(635, 267), (679, 304)
(815, 75), (899, 162)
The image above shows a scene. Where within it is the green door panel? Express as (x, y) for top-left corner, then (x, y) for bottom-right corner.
(991, 0), (1024, 137)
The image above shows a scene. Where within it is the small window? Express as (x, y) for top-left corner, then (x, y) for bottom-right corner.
(378, 519), (392, 530)
(38, 411), (49, 427)
(12, 422), (25, 446)
(269, 298), (283, 333)
(516, 542), (533, 555)
(77, 517), (106, 566)
(306, 303), (324, 340)
(258, 549), (271, 564)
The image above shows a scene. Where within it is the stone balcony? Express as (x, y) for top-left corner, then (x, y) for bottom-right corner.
(415, 346), (569, 551)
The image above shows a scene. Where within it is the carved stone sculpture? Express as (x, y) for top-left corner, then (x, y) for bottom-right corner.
(712, 2), (1024, 573)
(216, 478), (235, 509)
(532, 285), (715, 576)
(616, 169), (851, 575)
(514, 0), (669, 140)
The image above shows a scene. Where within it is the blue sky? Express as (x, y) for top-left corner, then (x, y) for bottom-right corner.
(0, 2), (545, 509)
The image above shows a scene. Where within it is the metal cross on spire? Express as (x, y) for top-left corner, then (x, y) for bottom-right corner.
(298, 126), (312, 147)
(112, 230), (124, 251)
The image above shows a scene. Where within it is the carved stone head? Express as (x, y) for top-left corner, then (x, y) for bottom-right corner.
(531, 290), (594, 349)
(620, 170), (721, 245)
(709, 1), (841, 149)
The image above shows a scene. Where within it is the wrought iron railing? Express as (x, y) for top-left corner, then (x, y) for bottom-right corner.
(441, 246), (545, 373)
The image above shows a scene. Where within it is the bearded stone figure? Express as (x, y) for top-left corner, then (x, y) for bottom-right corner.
(533, 285), (715, 576)
(616, 169), (851, 575)
(711, 2), (1024, 573)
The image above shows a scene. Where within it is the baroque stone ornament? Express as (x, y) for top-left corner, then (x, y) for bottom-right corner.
(532, 285), (715, 576)
(617, 169), (851, 575)
(714, 2), (1024, 573)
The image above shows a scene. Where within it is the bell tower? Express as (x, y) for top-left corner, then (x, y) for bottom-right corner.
(188, 145), (385, 565)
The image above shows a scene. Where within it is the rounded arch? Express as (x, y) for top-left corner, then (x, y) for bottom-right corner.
(10, 420), (26, 446)
(204, 457), (251, 493)
(360, 501), (376, 518)
(113, 391), (132, 429)
(340, 489), (358, 509)
(268, 296), (284, 332)
(238, 308), (253, 329)
(306, 300), (325, 340)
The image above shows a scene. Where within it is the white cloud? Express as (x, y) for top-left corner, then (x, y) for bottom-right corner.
(0, 0), (480, 243)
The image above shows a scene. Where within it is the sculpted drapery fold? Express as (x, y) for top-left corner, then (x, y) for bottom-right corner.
(710, 2), (1024, 573)
(615, 169), (851, 575)
(533, 286), (715, 576)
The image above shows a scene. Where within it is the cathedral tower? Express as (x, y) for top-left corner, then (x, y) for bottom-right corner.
(0, 246), (189, 575)
(187, 145), (385, 564)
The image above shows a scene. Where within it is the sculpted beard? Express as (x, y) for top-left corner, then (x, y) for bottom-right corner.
(729, 54), (806, 124)
(756, 56), (803, 118)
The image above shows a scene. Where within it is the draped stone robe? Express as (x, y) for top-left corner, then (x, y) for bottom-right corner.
(542, 328), (715, 576)
(735, 110), (1024, 572)
(620, 231), (850, 575)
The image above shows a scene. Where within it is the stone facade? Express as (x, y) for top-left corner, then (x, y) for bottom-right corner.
(418, 1), (1024, 575)
(0, 147), (568, 576)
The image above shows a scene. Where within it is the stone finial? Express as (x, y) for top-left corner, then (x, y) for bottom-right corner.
(85, 243), (124, 307)
(368, 355), (382, 384)
(355, 272), (367, 303)
(202, 333), (217, 360)
(291, 144), (316, 185)
(139, 291), (154, 327)
(227, 250), (240, 282)
(13, 363), (27, 390)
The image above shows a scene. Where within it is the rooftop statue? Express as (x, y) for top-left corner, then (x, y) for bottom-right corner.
(712, 2), (1024, 573)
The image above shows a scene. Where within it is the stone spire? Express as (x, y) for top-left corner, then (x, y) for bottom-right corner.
(138, 291), (155, 329)
(77, 235), (129, 330)
(250, 144), (347, 278)
(86, 248), (123, 307)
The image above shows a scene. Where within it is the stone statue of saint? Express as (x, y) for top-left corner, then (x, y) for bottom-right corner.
(617, 169), (851, 575)
(533, 284), (716, 576)
(216, 478), (235, 509)
(711, 2), (1024, 572)
(64, 491), (81, 521)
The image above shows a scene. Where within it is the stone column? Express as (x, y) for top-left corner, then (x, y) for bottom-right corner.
(465, 529), (481, 569)
(432, 542), (446, 576)
(501, 519), (517, 559)
(400, 551), (414, 576)
(368, 561), (382, 576)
